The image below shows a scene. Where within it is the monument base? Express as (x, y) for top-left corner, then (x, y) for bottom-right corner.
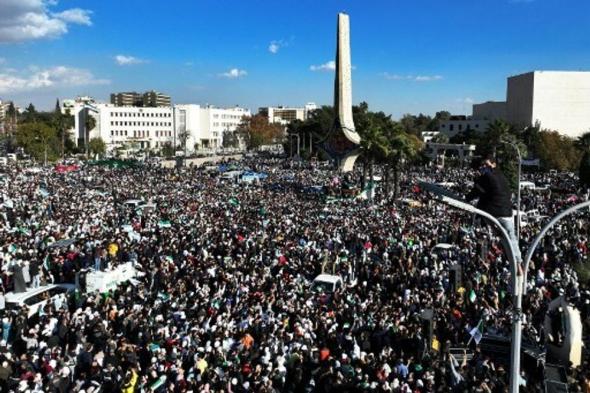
(339, 149), (360, 172)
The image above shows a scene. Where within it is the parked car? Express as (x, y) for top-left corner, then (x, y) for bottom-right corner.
(5, 284), (75, 318)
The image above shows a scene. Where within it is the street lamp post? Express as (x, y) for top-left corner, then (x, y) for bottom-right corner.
(500, 139), (522, 240)
(421, 181), (590, 393)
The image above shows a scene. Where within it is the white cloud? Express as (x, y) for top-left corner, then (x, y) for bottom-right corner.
(114, 55), (146, 66)
(0, 65), (109, 94)
(310, 60), (336, 72)
(219, 68), (247, 79)
(53, 8), (92, 26)
(414, 75), (443, 82)
(456, 97), (474, 104)
(268, 39), (288, 54)
(382, 72), (443, 82)
(268, 42), (280, 54)
(0, 0), (92, 43)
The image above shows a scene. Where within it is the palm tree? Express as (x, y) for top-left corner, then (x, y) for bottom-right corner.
(358, 119), (388, 200)
(386, 132), (421, 199)
(575, 131), (590, 151)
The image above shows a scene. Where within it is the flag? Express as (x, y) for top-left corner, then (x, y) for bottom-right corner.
(468, 289), (477, 303)
(43, 254), (51, 270)
(229, 197), (239, 206)
(157, 220), (171, 228)
(38, 188), (50, 198)
(469, 319), (484, 344)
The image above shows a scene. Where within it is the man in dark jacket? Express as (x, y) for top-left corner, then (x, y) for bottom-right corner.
(466, 156), (520, 263)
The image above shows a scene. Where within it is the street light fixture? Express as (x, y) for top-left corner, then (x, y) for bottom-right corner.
(420, 181), (590, 393)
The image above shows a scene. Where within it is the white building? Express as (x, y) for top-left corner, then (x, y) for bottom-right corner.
(65, 98), (250, 153)
(471, 71), (590, 138)
(506, 71), (590, 137)
(258, 103), (317, 125)
(199, 105), (250, 149)
(94, 104), (175, 150)
(439, 116), (490, 137)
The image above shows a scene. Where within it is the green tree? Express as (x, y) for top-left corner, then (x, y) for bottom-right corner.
(15, 122), (59, 163)
(535, 130), (581, 171)
(88, 137), (106, 158)
(386, 132), (422, 199)
(161, 142), (175, 158)
(5, 102), (17, 134)
(22, 103), (37, 123)
(576, 131), (590, 189)
(358, 118), (389, 198)
(222, 130), (239, 149)
(84, 112), (96, 157)
(235, 114), (283, 150)
(579, 151), (590, 189)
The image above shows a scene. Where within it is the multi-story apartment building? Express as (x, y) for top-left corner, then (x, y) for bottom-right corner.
(110, 90), (171, 107)
(110, 92), (143, 107)
(143, 91), (171, 107)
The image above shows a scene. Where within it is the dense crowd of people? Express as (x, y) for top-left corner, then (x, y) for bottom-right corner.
(0, 156), (590, 392)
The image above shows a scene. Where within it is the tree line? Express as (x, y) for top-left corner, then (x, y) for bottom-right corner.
(1, 100), (106, 162)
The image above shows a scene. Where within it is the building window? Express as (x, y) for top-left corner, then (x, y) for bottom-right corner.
(111, 130), (114, 136)
(449, 125), (454, 131)
(475, 124), (479, 128)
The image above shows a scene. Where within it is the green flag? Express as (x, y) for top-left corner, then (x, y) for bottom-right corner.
(229, 197), (239, 206)
(469, 289), (477, 303)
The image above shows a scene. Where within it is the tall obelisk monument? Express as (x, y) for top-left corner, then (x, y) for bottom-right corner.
(323, 13), (361, 172)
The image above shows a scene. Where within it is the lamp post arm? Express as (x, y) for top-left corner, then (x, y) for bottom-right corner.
(523, 200), (590, 286)
(419, 181), (519, 278)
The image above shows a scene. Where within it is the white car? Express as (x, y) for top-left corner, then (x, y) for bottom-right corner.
(5, 284), (75, 318)
(311, 274), (343, 293)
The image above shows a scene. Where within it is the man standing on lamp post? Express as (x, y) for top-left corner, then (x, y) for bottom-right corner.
(466, 155), (521, 264)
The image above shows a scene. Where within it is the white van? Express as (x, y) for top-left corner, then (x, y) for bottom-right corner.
(5, 284), (75, 318)
(311, 274), (343, 293)
(78, 262), (144, 294)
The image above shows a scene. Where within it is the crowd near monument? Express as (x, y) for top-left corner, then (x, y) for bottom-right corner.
(2, 11), (590, 393)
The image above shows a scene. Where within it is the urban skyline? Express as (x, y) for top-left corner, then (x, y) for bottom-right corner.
(1, 0), (590, 117)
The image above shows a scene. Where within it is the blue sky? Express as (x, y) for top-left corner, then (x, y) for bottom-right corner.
(1, 0), (589, 118)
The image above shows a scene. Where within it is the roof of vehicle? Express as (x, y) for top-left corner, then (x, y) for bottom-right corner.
(5, 284), (75, 304)
(433, 243), (454, 250)
(123, 199), (145, 205)
(313, 274), (342, 284)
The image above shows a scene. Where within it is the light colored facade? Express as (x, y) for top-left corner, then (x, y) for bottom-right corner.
(506, 71), (590, 137)
(65, 98), (250, 152)
(258, 103), (317, 125)
(174, 104), (203, 151)
(439, 116), (490, 137)
(92, 104), (175, 150)
(199, 106), (250, 149)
